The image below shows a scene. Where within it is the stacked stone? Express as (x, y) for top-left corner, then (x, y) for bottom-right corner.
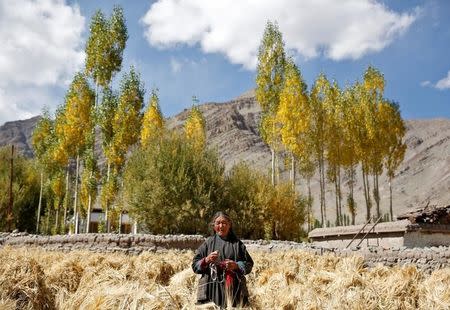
(245, 241), (450, 273)
(1, 233), (450, 272)
(0, 233), (204, 254)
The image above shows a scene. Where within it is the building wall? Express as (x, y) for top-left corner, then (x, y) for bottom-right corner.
(404, 231), (450, 248)
(312, 235), (405, 249)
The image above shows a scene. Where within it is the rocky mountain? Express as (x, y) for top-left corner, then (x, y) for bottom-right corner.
(0, 116), (41, 157)
(1, 94), (449, 223)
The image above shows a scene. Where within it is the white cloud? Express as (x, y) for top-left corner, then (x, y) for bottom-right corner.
(169, 56), (202, 74)
(0, 85), (58, 124)
(420, 80), (431, 87)
(435, 71), (450, 90)
(141, 0), (419, 69)
(0, 0), (85, 125)
(170, 57), (182, 73)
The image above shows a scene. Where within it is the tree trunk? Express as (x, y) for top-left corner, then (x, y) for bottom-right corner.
(291, 154), (296, 191)
(86, 192), (92, 233)
(55, 201), (60, 234)
(271, 148), (275, 186)
(118, 211), (123, 234)
(389, 177), (393, 221)
(334, 169), (340, 226)
(275, 152), (280, 185)
(362, 167), (371, 222)
(350, 169), (355, 225)
(36, 171), (43, 233)
(7, 145), (14, 232)
(307, 178), (312, 232)
(133, 219), (138, 234)
(374, 174), (380, 219)
(106, 161), (111, 233)
(318, 158), (324, 227)
(337, 166), (342, 225)
(63, 165), (70, 234)
(320, 154), (327, 226)
(45, 202), (51, 234)
(74, 153), (80, 234)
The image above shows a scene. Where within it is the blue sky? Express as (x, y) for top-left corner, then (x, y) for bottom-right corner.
(0, 0), (449, 126)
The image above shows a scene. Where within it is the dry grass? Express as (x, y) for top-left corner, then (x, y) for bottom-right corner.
(0, 247), (449, 309)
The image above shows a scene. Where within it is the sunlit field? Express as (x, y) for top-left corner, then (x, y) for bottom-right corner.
(1, 247), (450, 309)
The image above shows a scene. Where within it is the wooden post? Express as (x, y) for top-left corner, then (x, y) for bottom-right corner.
(7, 145), (14, 232)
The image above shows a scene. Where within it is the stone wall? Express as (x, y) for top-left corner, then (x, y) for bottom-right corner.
(2, 233), (450, 272)
(244, 239), (450, 273)
(0, 232), (204, 254)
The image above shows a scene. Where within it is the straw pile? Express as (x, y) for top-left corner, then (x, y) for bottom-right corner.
(1, 246), (449, 309)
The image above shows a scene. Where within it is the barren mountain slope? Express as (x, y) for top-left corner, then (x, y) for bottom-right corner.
(167, 97), (450, 222)
(0, 116), (40, 157)
(1, 96), (449, 224)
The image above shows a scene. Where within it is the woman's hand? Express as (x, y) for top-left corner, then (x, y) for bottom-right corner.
(223, 259), (238, 271)
(205, 250), (219, 264)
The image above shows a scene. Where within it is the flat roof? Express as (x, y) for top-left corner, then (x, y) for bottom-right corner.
(308, 220), (413, 239)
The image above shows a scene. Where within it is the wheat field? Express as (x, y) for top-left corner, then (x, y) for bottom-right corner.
(0, 247), (449, 310)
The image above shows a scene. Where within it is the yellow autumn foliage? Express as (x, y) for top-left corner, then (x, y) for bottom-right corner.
(141, 90), (164, 147)
(184, 105), (206, 151)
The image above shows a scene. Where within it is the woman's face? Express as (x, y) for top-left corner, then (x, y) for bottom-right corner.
(214, 216), (231, 237)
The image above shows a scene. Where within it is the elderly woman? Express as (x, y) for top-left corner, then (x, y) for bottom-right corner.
(192, 212), (254, 308)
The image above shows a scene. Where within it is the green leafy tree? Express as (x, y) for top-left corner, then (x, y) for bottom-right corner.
(85, 6), (127, 92)
(85, 6), (127, 232)
(0, 147), (40, 232)
(224, 163), (266, 239)
(98, 87), (119, 230)
(107, 67), (144, 231)
(123, 132), (225, 234)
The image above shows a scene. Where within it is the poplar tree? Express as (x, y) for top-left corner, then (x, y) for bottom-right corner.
(276, 58), (309, 190)
(380, 100), (406, 220)
(352, 82), (373, 222)
(85, 7), (127, 232)
(256, 21), (286, 185)
(52, 105), (73, 232)
(85, 6), (127, 93)
(56, 73), (95, 234)
(98, 87), (118, 231)
(31, 109), (54, 233)
(185, 97), (206, 151)
(341, 86), (360, 225)
(310, 73), (330, 226)
(49, 169), (66, 233)
(324, 81), (344, 226)
(363, 66), (385, 220)
(141, 89), (165, 147)
(108, 67), (144, 231)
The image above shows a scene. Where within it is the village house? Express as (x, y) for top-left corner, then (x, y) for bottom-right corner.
(308, 204), (450, 249)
